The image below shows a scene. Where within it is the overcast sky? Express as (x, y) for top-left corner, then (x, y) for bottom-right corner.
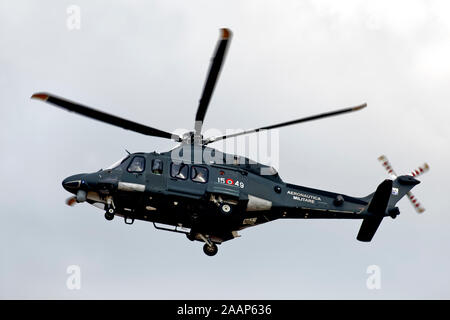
(1, 0), (449, 299)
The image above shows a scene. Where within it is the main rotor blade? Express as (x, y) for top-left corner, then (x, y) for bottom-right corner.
(194, 28), (232, 136)
(31, 93), (181, 142)
(204, 103), (367, 144)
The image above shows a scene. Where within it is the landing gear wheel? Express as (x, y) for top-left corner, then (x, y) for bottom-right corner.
(104, 212), (114, 220)
(105, 208), (115, 221)
(219, 203), (233, 215)
(203, 243), (218, 256)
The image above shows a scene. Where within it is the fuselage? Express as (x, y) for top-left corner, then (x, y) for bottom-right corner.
(62, 145), (370, 243)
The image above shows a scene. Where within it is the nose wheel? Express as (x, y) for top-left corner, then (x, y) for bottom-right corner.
(105, 207), (115, 221)
(203, 243), (218, 256)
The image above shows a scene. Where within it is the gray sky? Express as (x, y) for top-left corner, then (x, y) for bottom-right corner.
(1, 0), (449, 299)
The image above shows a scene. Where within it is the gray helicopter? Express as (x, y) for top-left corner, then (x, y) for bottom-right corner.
(32, 28), (425, 256)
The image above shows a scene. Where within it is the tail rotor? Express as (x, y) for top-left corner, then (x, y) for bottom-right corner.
(378, 155), (429, 214)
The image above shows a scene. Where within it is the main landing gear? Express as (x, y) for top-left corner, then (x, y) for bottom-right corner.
(203, 243), (218, 256)
(104, 207), (115, 221)
(154, 224), (219, 256)
(198, 234), (219, 256)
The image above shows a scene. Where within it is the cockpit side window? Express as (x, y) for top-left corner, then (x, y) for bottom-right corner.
(106, 155), (130, 170)
(170, 162), (188, 180)
(127, 156), (145, 173)
(191, 166), (208, 183)
(152, 159), (163, 175)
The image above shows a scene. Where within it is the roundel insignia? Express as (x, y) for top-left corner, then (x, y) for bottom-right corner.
(226, 178), (234, 185)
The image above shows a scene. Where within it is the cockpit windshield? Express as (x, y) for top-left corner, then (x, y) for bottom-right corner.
(105, 155), (130, 170)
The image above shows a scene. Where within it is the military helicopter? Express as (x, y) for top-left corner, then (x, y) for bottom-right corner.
(31, 28), (425, 256)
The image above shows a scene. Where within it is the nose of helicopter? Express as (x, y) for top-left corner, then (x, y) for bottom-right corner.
(62, 174), (86, 193)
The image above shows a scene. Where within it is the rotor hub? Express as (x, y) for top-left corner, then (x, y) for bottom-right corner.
(182, 131), (204, 145)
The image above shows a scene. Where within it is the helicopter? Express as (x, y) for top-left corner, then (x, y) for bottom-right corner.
(31, 28), (426, 256)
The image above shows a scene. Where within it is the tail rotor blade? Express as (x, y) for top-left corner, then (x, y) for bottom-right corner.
(406, 191), (425, 213)
(378, 155), (398, 178)
(410, 163), (430, 178)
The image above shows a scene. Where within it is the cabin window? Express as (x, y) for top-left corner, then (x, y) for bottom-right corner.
(170, 162), (188, 180)
(191, 166), (208, 183)
(127, 156), (145, 173)
(152, 159), (163, 174)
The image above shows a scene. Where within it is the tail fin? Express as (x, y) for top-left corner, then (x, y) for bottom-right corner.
(357, 180), (392, 242)
(357, 175), (420, 242)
